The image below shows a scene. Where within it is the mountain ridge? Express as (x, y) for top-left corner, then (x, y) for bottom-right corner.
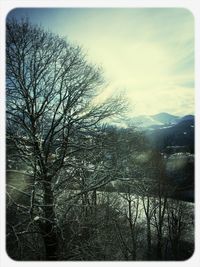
(126, 112), (194, 129)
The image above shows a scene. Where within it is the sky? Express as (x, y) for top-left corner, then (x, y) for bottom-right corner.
(7, 8), (194, 116)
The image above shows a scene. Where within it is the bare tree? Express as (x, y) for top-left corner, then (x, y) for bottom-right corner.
(139, 183), (154, 260)
(150, 152), (168, 260)
(166, 199), (193, 260)
(6, 19), (125, 260)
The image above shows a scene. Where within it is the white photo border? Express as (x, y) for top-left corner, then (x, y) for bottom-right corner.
(0, 1), (199, 267)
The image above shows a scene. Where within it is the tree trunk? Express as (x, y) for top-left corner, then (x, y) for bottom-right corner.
(146, 219), (152, 260)
(128, 199), (137, 260)
(41, 180), (58, 261)
(156, 233), (162, 260)
(131, 243), (136, 260)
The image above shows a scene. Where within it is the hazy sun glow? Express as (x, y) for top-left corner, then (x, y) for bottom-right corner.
(8, 8), (194, 116)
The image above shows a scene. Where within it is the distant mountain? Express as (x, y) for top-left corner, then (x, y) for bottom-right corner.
(126, 113), (194, 131)
(126, 115), (163, 128)
(178, 115), (194, 123)
(145, 116), (194, 152)
(151, 112), (180, 124)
